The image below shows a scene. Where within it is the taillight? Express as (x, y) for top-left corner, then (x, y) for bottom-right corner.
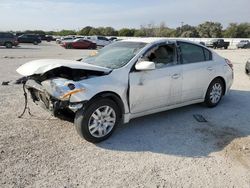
(225, 59), (233, 70)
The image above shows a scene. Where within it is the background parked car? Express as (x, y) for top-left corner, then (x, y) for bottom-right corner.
(245, 59), (250, 74)
(206, 39), (230, 49)
(108, 37), (118, 41)
(56, 36), (75, 44)
(199, 41), (205, 46)
(61, 38), (96, 49)
(39, 34), (53, 42)
(0, 32), (19, 48)
(237, 40), (250, 49)
(85, 36), (111, 47)
(18, 34), (41, 45)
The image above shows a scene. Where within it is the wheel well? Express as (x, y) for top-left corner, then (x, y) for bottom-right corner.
(212, 76), (226, 95)
(88, 92), (125, 116)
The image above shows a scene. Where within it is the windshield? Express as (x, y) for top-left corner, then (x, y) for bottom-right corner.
(82, 41), (146, 69)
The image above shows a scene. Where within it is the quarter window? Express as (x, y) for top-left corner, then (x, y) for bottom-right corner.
(204, 48), (212, 61)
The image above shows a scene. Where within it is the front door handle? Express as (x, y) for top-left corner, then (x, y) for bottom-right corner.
(207, 67), (214, 71)
(172, 74), (180, 79)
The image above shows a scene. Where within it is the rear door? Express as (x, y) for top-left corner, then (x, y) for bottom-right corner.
(177, 41), (216, 102)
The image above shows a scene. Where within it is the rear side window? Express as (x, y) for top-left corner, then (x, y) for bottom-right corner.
(178, 42), (212, 64)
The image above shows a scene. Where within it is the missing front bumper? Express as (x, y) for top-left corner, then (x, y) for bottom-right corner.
(25, 80), (84, 116)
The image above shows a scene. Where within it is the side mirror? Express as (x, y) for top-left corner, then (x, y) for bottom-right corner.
(135, 61), (155, 71)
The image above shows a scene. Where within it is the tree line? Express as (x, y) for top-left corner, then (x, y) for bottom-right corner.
(15, 21), (250, 38)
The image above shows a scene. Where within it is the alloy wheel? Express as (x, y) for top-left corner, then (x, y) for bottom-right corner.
(88, 105), (116, 138)
(209, 83), (222, 104)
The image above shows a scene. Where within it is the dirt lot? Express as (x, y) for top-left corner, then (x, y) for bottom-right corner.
(0, 42), (250, 188)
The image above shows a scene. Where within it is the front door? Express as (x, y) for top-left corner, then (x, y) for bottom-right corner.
(129, 43), (182, 114)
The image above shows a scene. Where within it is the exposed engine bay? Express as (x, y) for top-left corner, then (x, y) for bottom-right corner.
(29, 66), (107, 83)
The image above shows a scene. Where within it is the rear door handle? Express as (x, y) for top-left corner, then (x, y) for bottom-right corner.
(207, 67), (214, 71)
(171, 74), (180, 79)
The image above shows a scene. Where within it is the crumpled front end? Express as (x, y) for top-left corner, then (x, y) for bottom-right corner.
(16, 59), (112, 115)
(25, 78), (87, 115)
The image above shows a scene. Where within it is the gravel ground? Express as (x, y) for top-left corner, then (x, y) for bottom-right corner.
(0, 42), (250, 188)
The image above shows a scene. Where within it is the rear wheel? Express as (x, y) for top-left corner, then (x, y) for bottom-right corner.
(75, 98), (121, 143)
(33, 41), (38, 45)
(5, 42), (13, 48)
(205, 78), (224, 107)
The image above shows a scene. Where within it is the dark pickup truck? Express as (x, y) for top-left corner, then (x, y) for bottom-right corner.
(206, 39), (230, 49)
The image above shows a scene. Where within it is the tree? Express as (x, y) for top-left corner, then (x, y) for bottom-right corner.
(197, 22), (223, 38)
(223, 23), (238, 38)
(118, 28), (135, 36)
(223, 23), (250, 38)
(57, 30), (76, 36)
(78, 26), (93, 36)
(237, 23), (250, 38)
(134, 29), (146, 37)
(102, 27), (117, 36)
(88, 28), (101, 35)
(24, 30), (46, 35)
(176, 24), (199, 37)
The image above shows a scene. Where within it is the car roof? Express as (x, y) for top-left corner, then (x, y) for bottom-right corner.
(122, 37), (202, 45)
(122, 37), (171, 44)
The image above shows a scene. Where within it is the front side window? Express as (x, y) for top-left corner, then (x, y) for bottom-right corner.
(83, 41), (146, 69)
(142, 44), (176, 69)
(178, 42), (211, 64)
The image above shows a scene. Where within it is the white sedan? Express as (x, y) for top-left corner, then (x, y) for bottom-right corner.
(17, 38), (234, 143)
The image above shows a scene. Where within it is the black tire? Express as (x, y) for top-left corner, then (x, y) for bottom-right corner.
(66, 44), (73, 49)
(75, 98), (121, 143)
(5, 42), (13, 48)
(224, 46), (228, 49)
(33, 41), (38, 45)
(205, 78), (224, 107)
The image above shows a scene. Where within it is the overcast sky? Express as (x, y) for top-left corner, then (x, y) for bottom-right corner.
(1, 0), (249, 31)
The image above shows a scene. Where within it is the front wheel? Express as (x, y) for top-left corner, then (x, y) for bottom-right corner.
(66, 44), (73, 49)
(205, 79), (224, 107)
(5, 42), (13, 48)
(33, 41), (38, 45)
(75, 98), (121, 143)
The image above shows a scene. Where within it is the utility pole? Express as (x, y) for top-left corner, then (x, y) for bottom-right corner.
(180, 22), (184, 35)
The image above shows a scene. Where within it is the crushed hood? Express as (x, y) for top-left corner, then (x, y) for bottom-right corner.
(16, 59), (111, 76)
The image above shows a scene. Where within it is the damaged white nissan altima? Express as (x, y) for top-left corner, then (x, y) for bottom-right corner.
(17, 38), (233, 143)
